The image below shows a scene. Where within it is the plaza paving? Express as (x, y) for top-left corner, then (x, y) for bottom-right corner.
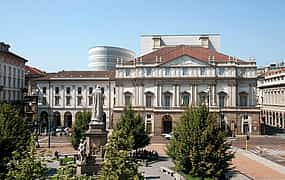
(37, 135), (285, 179)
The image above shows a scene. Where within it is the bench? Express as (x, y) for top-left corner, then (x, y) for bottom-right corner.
(160, 166), (175, 177)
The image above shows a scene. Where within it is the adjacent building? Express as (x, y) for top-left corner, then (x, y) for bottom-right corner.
(0, 42), (27, 103)
(258, 64), (285, 133)
(36, 71), (115, 133)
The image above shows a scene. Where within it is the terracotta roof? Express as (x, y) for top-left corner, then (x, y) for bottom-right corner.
(0, 51), (28, 62)
(25, 65), (46, 75)
(126, 45), (246, 65)
(35, 70), (114, 81)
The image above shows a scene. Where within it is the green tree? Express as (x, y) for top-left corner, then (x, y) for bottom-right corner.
(98, 130), (142, 180)
(6, 137), (47, 180)
(167, 105), (234, 179)
(0, 103), (32, 178)
(116, 106), (150, 149)
(72, 111), (91, 149)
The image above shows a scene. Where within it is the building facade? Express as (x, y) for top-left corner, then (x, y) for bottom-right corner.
(0, 42), (27, 103)
(36, 71), (115, 133)
(113, 44), (259, 135)
(258, 66), (285, 133)
(36, 34), (260, 135)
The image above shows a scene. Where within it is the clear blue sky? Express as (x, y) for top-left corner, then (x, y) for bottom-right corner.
(1, 0), (285, 72)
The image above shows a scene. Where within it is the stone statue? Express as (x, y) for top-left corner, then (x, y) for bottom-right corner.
(90, 87), (104, 125)
(78, 139), (87, 165)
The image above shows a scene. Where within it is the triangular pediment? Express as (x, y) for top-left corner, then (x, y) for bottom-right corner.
(161, 55), (208, 67)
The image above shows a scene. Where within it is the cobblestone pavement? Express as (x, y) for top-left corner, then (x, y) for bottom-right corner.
(231, 135), (285, 167)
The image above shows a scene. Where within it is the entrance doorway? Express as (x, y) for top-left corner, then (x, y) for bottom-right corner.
(162, 115), (172, 134)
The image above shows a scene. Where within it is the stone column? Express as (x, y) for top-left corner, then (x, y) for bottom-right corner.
(177, 85), (180, 107)
(232, 84), (236, 107)
(159, 85), (162, 107)
(171, 85), (177, 106)
(193, 84), (197, 106)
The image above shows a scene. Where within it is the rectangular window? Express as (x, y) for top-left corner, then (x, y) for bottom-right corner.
(125, 95), (131, 106)
(43, 87), (47, 94)
(218, 68), (225, 76)
(89, 87), (93, 94)
(181, 94), (190, 106)
(165, 68), (171, 76)
(78, 87), (82, 95)
(77, 96), (82, 106)
(164, 94), (171, 107)
(200, 67), (206, 76)
(146, 68), (152, 76)
(219, 95), (225, 108)
(146, 94), (153, 108)
(182, 67), (188, 76)
(55, 96), (60, 106)
(240, 95), (248, 106)
(42, 97), (47, 105)
(125, 69), (130, 76)
(66, 87), (71, 95)
(66, 96), (71, 106)
(88, 96), (93, 105)
(55, 87), (59, 94)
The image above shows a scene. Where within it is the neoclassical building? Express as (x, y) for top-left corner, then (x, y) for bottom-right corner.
(36, 34), (260, 135)
(36, 71), (115, 132)
(113, 44), (259, 135)
(0, 42), (27, 103)
(258, 66), (285, 133)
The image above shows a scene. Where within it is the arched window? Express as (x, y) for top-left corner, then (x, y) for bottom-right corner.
(124, 92), (132, 106)
(64, 112), (72, 128)
(53, 111), (61, 127)
(239, 92), (248, 106)
(180, 92), (190, 106)
(145, 92), (154, 108)
(218, 92), (227, 108)
(163, 92), (172, 107)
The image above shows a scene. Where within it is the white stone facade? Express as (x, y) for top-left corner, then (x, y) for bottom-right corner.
(36, 71), (115, 132)
(258, 67), (285, 130)
(0, 43), (27, 102)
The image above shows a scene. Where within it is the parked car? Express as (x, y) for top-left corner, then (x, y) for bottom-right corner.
(162, 132), (173, 140)
(55, 127), (66, 136)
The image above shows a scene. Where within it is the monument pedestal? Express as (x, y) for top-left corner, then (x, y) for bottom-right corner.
(77, 122), (107, 176)
(76, 87), (108, 176)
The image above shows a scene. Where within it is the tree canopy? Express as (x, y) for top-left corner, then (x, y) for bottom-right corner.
(167, 105), (234, 179)
(116, 106), (150, 149)
(72, 111), (91, 149)
(98, 130), (142, 180)
(0, 103), (32, 178)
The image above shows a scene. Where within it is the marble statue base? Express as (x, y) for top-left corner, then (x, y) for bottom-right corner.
(76, 120), (108, 176)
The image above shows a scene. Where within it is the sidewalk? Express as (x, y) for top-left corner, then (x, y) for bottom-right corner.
(232, 148), (285, 180)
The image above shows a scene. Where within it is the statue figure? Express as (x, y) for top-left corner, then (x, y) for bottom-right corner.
(78, 139), (87, 164)
(90, 87), (104, 125)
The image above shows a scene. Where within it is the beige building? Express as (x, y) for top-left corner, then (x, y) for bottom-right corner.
(36, 71), (115, 133)
(36, 34), (260, 135)
(258, 65), (285, 133)
(113, 35), (260, 135)
(0, 42), (27, 103)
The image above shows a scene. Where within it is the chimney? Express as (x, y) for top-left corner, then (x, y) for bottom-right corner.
(0, 42), (10, 52)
